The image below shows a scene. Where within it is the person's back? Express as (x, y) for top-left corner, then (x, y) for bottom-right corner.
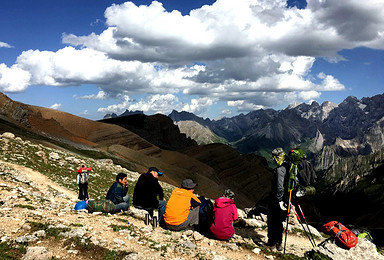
(210, 190), (238, 240)
(133, 171), (163, 209)
(133, 167), (166, 223)
(164, 179), (201, 231)
(76, 165), (89, 200)
(164, 188), (197, 225)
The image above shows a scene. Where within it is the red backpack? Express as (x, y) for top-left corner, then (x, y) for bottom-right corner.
(323, 221), (358, 249)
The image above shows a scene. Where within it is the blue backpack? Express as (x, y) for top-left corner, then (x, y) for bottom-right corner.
(74, 200), (87, 210)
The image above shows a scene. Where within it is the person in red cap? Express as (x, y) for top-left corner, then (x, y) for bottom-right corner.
(76, 165), (90, 200)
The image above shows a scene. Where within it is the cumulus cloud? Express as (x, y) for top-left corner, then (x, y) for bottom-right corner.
(228, 100), (265, 112)
(0, 41), (13, 48)
(0, 64), (31, 92)
(180, 97), (216, 115)
(50, 103), (62, 110)
(298, 90), (321, 100)
(97, 94), (216, 116)
(98, 94), (180, 115)
(2, 0), (384, 116)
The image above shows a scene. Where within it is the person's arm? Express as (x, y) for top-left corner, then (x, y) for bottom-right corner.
(156, 182), (164, 200)
(232, 205), (238, 221)
(110, 183), (124, 204)
(190, 194), (201, 208)
(276, 167), (286, 201)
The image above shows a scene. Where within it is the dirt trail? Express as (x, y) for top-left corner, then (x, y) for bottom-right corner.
(1, 160), (78, 200)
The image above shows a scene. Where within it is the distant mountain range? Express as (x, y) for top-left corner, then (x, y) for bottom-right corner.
(169, 94), (384, 156)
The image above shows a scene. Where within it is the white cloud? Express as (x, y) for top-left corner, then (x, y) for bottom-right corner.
(180, 97), (216, 115)
(0, 41), (13, 48)
(50, 103), (62, 110)
(97, 94), (216, 116)
(98, 94), (179, 115)
(227, 100), (265, 112)
(298, 90), (321, 100)
(74, 91), (108, 100)
(0, 64), (31, 92)
(221, 109), (232, 116)
(78, 110), (89, 115)
(98, 95), (131, 113)
(3, 0), (384, 116)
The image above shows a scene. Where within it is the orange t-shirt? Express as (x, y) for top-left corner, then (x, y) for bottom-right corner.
(164, 188), (201, 226)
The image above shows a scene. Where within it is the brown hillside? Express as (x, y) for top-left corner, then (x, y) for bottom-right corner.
(0, 92), (272, 208)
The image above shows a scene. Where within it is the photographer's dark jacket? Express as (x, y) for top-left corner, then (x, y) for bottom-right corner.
(271, 162), (289, 202)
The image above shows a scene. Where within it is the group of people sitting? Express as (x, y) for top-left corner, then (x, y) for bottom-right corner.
(104, 166), (238, 240)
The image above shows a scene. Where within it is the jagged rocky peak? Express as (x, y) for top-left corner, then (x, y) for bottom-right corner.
(286, 102), (301, 109)
(283, 100), (339, 122)
(119, 110), (144, 117)
(320, 101), (338, 121)
(103, 113), (118, 119)
(309, 129), (325, 153)
(103, 110), (143, 119)
(168, 110), (211, 126)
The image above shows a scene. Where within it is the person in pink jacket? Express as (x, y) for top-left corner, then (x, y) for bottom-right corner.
(210, 189), (238, 240)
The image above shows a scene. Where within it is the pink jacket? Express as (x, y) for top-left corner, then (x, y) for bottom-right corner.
(210, 197), (238, 240)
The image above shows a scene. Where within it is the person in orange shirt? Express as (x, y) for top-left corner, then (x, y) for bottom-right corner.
(164, 179), (201, 231)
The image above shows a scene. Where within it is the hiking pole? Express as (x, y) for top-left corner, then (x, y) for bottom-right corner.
(297, 203), (316, 247)
(283, 189), (293, 254)
(291, 205), (316, 248)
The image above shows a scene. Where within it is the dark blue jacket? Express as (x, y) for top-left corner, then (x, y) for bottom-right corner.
(106, 182), (128, 204)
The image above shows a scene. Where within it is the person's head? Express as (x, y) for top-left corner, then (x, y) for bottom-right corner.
(81, 165), (85, 168)
(181, 179), (197, 191)
(116, 172), (128, 185)
(271, 147), (285, 166)
(147, 167), (163, 179)
(224, 189), (235, 200)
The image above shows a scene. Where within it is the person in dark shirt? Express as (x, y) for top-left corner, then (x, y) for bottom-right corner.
(106, 172), (130, 213)
(133, 167), (166, 222)
(266, 147), (289, 251)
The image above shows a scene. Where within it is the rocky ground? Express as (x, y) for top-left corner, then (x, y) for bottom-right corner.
(0, 132), (383, 260)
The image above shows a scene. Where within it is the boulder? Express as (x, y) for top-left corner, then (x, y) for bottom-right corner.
(310, 238), (384, 260)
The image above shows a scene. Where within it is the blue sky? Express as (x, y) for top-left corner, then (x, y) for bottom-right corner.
(0, 0), (383, 120)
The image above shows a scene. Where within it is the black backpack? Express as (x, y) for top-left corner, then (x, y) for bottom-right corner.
(196, 196), (214, 235)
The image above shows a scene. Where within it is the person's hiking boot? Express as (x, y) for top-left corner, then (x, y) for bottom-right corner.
(276, 243), (283, 251)
(265, 241), (276, 248)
